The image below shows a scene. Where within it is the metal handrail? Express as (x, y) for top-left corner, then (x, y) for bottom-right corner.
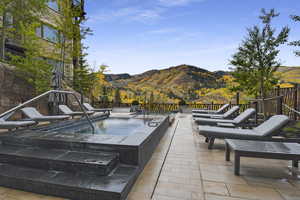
(283, 104), (300, 116)
(0, 90), (95, 134)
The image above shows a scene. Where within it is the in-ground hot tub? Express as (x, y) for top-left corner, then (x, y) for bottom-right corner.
(52, 117), (154, 136)
(38, 116), (170, 166)
(0, 115), (170, 200)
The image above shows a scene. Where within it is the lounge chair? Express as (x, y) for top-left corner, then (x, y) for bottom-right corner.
(192, 104), (230, 114)
(195, 108), (256, 127)
(193, 106), (239, 119)
(21, 107), (70, 122)
(0, 118), (37, 130)
(198, 115), (290, 149)
(59, 105), (94, 118)
(83, 103), (112, 114)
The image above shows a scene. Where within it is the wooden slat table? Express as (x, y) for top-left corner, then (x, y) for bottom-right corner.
(225, 139), (300, 175)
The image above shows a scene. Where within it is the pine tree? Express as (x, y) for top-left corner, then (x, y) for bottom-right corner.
(230, 9), (290, 98)
(73, 53), (93, 97)
(55, 0), (91, 82)
(290, 15), (300, 57)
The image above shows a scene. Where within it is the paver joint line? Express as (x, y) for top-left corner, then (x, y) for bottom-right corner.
(150, 119), (180, 199)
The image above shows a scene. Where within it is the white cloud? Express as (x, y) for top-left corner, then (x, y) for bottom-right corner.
(158, 0), (205, 7)
(147, 28), (178, 34)
(87, 0), (206, 24)
(87, 7), (164, 24)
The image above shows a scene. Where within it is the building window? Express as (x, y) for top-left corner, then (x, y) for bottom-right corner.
(47, 0), (59, 12)
(36, 24), (60, 43)
(4, 12), (14, 28)
(43, 25), (59, 43)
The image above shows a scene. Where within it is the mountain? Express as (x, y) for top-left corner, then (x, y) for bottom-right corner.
(277, 66), (300, 84)
(105, 64), (229, 102)
(104, 65), (300, 103)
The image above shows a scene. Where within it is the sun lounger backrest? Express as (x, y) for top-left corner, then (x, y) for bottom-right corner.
(59, 105), (73, 114)
(233, 108), (256, 124)
(0, 118), (4, 122)
(217, 104), (230, 113)
(223, 106), (239, 118)
(83, 103), (94, 111)
(253, 115), (290, 136)
(21, 107), (43, 118)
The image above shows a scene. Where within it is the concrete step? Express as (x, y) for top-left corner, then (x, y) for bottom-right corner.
(0, 163), (138, 200)
(0, 145), (119, 176)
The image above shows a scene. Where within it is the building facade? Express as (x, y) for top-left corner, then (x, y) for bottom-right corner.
(0, 0), (84, 82)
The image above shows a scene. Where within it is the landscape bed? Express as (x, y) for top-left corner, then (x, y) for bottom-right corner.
(0, 115), (170, 200)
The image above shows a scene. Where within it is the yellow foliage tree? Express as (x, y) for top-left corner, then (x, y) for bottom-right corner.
(90, 65), (110, 101)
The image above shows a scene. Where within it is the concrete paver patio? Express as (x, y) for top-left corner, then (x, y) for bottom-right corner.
(0, 114), (300, 200)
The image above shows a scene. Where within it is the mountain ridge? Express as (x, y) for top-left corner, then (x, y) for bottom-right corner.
(104, 65), (300, 103)
(105, 64), (229, 102)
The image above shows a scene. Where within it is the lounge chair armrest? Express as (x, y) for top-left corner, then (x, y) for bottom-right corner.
(258, 137), (300, 143)
(211, 115), (223, 119)
(217, 123), (235, 128)
(239, 123), (258, 129)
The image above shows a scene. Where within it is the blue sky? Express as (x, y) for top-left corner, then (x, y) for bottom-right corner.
(84, 0), (300, 74)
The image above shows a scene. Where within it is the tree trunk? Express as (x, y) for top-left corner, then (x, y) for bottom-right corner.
(72, 18), (81, 87)
(0, 12), (6, 60)
(260, 70), (266, 119)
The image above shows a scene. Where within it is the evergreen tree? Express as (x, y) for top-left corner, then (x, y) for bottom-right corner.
(230, 9), (290, 98)
(55, 0), (91, 82)
(290, 15), (300, 57)
(73, 52), (94, 97)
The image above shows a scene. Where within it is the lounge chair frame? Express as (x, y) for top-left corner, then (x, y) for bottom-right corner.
(59, 105), (94, 118)
(83, 103), (112, 114)
(0, 90), (95, 133)
(192, 104), (230, 114)
(198, 115), (299, 149)
(193, 106), (240, 119)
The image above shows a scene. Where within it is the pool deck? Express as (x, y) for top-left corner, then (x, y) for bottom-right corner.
(0, 114), (300, 200)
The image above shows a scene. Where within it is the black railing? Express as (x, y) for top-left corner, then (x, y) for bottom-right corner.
(94, 101), (251, 114)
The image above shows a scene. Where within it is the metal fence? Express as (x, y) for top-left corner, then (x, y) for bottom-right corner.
(93, 101), (251, 114)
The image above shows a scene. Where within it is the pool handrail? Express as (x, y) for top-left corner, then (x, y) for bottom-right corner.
(0, 90), (95, 134)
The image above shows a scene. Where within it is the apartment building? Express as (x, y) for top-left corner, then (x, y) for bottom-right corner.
(0, 0), (84, 82)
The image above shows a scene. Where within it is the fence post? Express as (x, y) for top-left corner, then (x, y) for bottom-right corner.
(276, 85), (280, 97)
(277, 96), (283, 115)
(294, 84), (298, 120)
(253, 101), (258, 124)
(236, 92), (240, 105)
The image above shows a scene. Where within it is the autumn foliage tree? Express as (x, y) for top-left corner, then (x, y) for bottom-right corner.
(230, 9), (290, 98)
(88, 64), (111, 102)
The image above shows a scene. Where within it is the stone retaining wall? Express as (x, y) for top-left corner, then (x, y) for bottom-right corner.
(0, 62), (89, 118)
(0, 62), (35, 115)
